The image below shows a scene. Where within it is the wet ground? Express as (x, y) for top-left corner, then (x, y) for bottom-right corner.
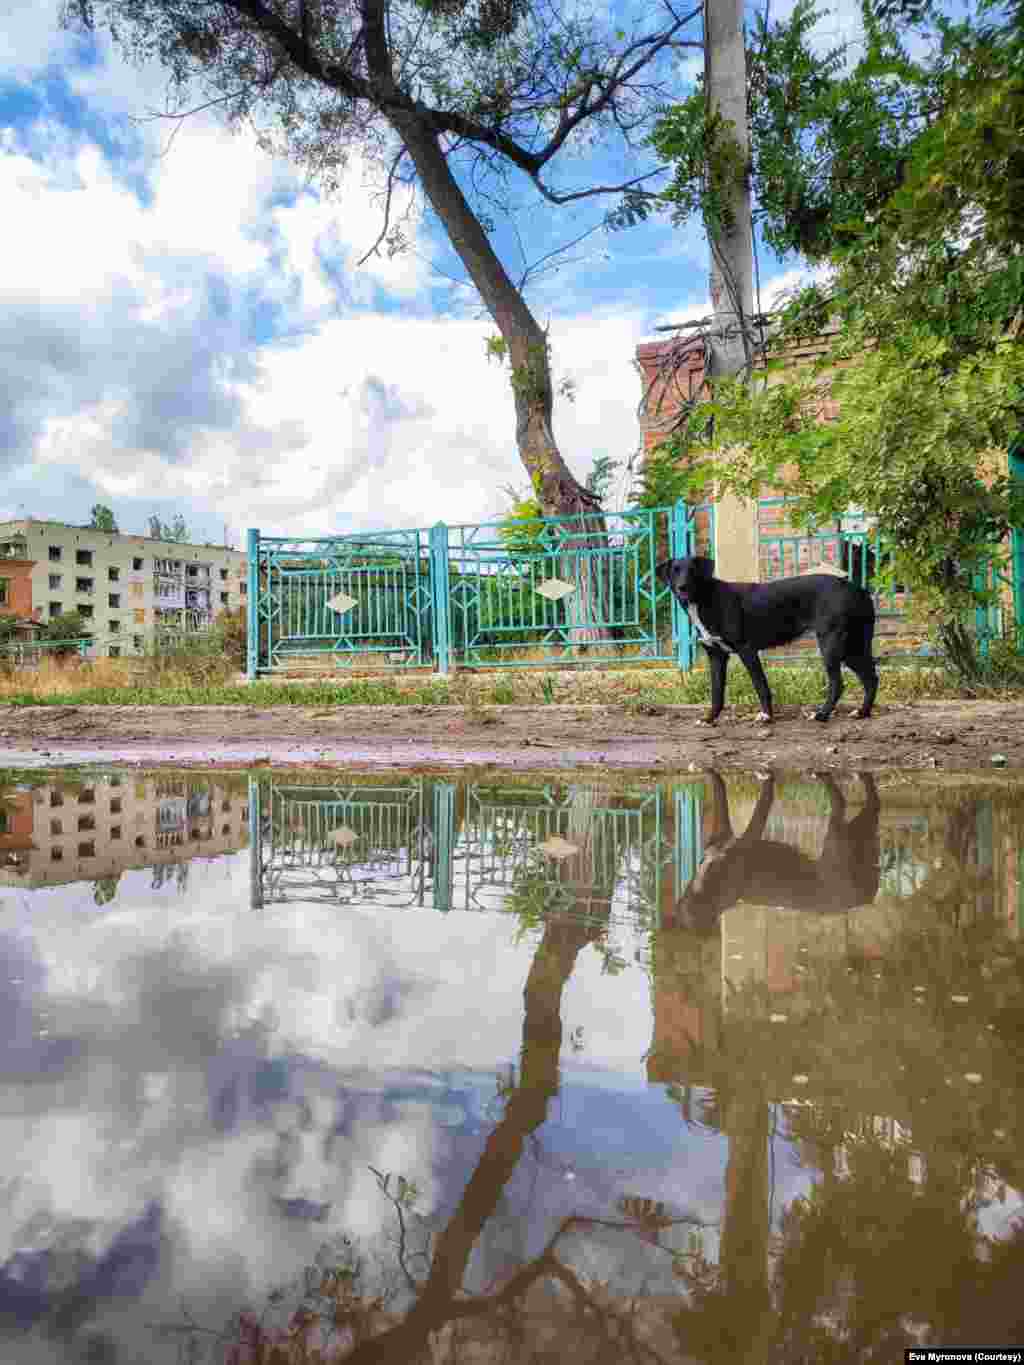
(0, 765), (1022, 1362)
(3, 697), (1024, 772)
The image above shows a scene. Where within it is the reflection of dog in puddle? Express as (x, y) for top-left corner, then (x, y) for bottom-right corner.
(673, 770), (880, 934)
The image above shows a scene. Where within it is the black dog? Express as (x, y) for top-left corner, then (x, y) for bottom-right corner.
(655, 555), (877, 724)
(673, 769), (881, 935)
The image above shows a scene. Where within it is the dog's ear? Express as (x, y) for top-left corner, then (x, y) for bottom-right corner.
(691, 556), (715, 579)
(654, 559), (672, 585)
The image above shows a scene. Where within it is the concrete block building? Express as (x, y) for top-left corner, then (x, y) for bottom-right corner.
(0, 519), (248, 656)
(0, 773), (250, 888)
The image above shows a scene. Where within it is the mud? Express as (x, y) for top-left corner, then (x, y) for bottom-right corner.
(0, 699), (1021, 772)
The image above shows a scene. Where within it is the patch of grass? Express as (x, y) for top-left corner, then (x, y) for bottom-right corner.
(1, 652), (1020, 709)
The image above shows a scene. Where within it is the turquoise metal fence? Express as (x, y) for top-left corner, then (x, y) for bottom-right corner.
(1011, 441), (1024, 645)
(248, 774), (705, 927)
(758, 499), (907, 619)
(0, 638), (91, 667)
(247, 500), (713, 678)
(760, 485), (1024, 649)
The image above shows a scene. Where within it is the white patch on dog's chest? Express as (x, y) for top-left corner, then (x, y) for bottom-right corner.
(688, 604), (732, 652)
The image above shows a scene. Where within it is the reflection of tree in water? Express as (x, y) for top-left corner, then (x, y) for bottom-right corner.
(168, 806), (707, 1364)
(504, 784), (630, 975)
(158, 776), (1024, 1362)
(92, 875), (120, 906)
(659, 784), (1024, 1364)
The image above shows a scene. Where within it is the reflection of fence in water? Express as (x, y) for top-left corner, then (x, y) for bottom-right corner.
(250, 778), (704, 926)
(253, 783), (431, 909)
(461, 788), (666, 923)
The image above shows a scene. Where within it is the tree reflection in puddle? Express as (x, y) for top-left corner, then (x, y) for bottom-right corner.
(0, 767), (1022, 1361)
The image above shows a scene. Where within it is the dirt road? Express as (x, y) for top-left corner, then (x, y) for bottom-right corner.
(1, 700), (1021, 772)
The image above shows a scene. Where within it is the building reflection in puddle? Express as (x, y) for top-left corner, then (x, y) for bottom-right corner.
(0, 767), (1021, 1362)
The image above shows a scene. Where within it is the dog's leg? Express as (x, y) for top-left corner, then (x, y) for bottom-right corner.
(844, 652), (878, 719)
(704, 769), (734, 843)
(700, 647), (729, 725)
(736, 647), (774, 723)
(745, 770), (776, 838)
(814, 636), (845, 722)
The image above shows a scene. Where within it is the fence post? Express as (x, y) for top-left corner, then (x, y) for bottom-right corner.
(429, 522), (451, 676)
(675, 784), (703, 899)
(246, 528), (259, 682)
(248, 775), (263, 910)
(670, 499), (693, 671)
(432, 780), (455, 912)
(1011, 441), (1024, 646)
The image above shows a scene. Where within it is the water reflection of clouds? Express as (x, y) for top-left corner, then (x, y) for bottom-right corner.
(0, 846), (728, 1356)
(0, 768), (1021, 1360)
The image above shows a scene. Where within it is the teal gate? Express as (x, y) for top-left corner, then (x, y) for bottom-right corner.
(247, 501), (713, 678)
(248, 775), (705, 926)
(247, 527), (436, 676)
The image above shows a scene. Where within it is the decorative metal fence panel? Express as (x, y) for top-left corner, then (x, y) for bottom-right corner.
(758, 498), (910, 620)
(247, 527), (437, 677)
(247, 501), (714, 678)
(0, 638), (92, 667)
(248, 775), (705, 928)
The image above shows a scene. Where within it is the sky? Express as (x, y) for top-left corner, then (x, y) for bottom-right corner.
(0, 0), (862, 548)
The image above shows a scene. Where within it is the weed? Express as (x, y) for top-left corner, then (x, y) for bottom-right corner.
(0, 652), (1019, 708)
(452, 675), (498, 725)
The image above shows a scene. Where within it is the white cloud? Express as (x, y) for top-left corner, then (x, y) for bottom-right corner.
(1, 0), (825, 545)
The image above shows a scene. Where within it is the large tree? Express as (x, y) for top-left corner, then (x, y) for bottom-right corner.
(61, 0), (701, 641)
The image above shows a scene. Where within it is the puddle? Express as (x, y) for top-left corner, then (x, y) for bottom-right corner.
(0, 767), (1023, 1360)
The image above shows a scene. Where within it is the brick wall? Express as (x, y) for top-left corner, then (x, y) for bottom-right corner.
(0, 558), (38, 620)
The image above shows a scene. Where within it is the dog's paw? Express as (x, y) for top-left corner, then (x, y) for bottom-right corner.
(755, 769), (773, 781)
(851, 707), (872, 720)
(696, 717), (716, 728)
(755, 711), (772, 725)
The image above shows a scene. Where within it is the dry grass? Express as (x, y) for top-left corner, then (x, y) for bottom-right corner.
(0, 655), (135, 699)
(0, 648), (1004, 710)
(0, 643), (237, 700)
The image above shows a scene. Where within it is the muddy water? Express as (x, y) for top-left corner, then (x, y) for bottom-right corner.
(0, 767), (1022, 1362)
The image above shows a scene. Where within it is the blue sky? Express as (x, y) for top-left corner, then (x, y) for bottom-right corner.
(0, 0), (856, 546)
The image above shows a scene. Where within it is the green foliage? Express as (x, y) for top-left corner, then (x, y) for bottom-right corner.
(485, 330), (575, 407)
(0, 660), (1007, 707)
(649, 98), (751, 241)
(92, 875), (120, 906)
(497, 486), (546, 557)
(213, 605), (247, 671)
(148, 513), (189, 543)
(40, 611), (90, 649)
(89, 504), (118, 532)
(140, 630), (237, 687)
(645, 0), (918, 261)
(585, 454), (621, 505)
(658, 320), (1024, 626)
(630, 441), (703, 509)
(0, 615), (22, 645)
(648, 0), (1024, 658)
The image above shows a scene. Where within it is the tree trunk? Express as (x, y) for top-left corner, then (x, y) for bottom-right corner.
(388, 111), (612, 646)
(704, 0), (755, 386)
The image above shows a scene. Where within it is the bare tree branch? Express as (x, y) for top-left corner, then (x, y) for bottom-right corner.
(356, 145), (410, 264)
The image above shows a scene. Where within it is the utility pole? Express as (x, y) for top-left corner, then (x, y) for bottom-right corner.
(703, 0), (755, 383)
